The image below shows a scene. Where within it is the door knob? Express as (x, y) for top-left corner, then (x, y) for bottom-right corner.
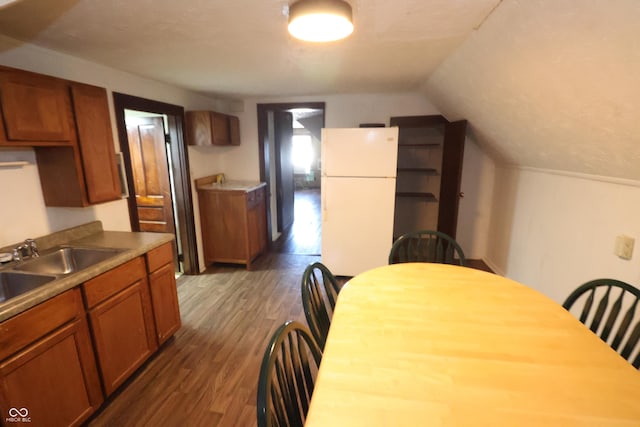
(459, 192), (465, 198)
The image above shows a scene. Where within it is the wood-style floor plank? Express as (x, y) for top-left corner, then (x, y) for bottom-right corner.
(87, 253), (320, 427)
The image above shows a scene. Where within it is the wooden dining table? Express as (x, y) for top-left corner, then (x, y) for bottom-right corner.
(304, 263), (640, 426)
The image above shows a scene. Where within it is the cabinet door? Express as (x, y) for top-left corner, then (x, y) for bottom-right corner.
(70, 83), (122, 204)
(199, 191), (247, 263)
(228, 114), (241, 145)
(186, 111), (212, 146)
(88, 279), (157, 396)
(210, 112), (230, 145)
(148, 263), (181, 345)
(0, 318), (103, 427)
(0, 68), (73, 145)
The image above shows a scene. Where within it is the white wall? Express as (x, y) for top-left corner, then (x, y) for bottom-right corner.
(0, 35), (233, 247)
(486, 166), (640, 304)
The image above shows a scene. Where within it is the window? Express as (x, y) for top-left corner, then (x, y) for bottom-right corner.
(292, 134), (314, 174)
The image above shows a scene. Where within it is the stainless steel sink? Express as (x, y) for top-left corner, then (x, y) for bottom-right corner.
(0, 271), (57, 303)
(12, 246), (123, 276)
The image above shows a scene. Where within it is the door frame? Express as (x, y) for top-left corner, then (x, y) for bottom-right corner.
(112, 92), (199, 275)
(257, 102), (325, 245)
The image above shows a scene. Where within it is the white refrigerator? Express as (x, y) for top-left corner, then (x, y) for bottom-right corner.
(321, 127), (399, 277)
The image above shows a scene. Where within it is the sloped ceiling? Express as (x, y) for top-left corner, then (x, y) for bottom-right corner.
(0, 0), (499, 98)
(425, 0), (640, 180)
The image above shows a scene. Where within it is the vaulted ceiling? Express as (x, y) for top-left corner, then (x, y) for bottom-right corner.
(0, 0), (638, 180)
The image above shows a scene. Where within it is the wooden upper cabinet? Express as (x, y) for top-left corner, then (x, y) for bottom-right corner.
(0, 65), (122, 207)
(70, 83), (121, 204)
(0, 67), (74, 145)
(186, 110), (240, 146)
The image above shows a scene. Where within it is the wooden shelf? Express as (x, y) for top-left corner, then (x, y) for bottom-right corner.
(397, 167), (438, 175)
(395, 192), (437, 201)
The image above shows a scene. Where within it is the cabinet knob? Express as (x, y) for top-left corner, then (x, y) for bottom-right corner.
(459, 192), (465, 198)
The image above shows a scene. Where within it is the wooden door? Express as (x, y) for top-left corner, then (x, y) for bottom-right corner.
(438, 120), (467, 239)
(126, 116), (176, 235)
(274, 111), (294, 232)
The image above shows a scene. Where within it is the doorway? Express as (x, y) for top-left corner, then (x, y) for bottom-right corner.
(257, 102), (325, 255)
(112, 93), (199, 275)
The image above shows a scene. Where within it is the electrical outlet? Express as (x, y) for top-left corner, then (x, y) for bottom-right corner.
(614, 235), (635, 260)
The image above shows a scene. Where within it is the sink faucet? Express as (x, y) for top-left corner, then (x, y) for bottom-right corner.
(25, 239), (39, 257)
(12, 239), (39, 262)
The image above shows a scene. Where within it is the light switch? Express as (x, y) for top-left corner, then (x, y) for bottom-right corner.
(614, 235), (635, 260)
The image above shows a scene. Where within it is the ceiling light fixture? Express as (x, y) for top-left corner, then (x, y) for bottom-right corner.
(287, 0), (354, 43)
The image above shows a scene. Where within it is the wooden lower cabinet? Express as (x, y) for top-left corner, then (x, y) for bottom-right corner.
(84, 258), (157, 396)
(0, 289), (102, 427)
(146, 242), (181, 345)
(197, 183), (267, 269)
(0, 242), (181, 425)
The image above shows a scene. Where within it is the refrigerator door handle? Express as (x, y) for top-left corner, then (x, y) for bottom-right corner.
(322, 186), (328, 222)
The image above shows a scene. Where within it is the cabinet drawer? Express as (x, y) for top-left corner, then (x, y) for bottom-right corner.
(83, 257), (146, 308)
(0, 289), (83, 361)
(146, 242), (174, 273)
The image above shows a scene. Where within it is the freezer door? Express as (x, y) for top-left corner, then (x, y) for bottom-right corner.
(321, 176), (396, 277)
(321, 127), (398, 178)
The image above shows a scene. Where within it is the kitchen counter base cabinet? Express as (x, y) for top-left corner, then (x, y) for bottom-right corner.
(83, 257), (158, 396)
(0, 289), (103, 427)
(197, 181), (267, 269)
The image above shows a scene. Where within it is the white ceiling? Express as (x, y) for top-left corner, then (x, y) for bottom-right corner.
(0, 0), (500, 99)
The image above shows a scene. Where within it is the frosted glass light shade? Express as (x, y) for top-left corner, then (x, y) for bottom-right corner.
(288, 0), (353, 42)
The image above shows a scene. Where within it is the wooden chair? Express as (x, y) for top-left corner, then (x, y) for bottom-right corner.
(301, 262), (341, 350)
(257, 320), (323, 427)
(563, 279), (640, 369)
(388, 230), (467, 266)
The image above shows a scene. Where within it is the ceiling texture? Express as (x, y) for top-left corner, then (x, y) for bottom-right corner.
(0, 0), (638, 181)
(0, 0), (500, 98)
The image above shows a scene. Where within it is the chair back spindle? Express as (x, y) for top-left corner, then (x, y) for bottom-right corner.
(389, 230), (466, 266)
(563, 279), (640, 369)
(301, 262), (341, 350)
(257, 321), (323, 427)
